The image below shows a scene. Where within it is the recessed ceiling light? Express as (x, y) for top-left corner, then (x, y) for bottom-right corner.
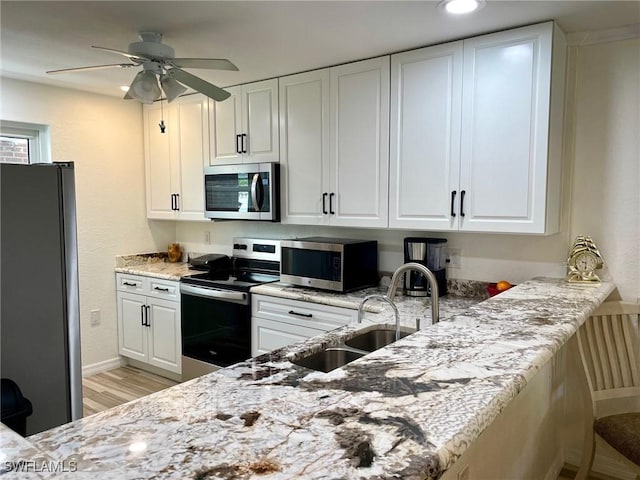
(120, 85), (130, 92)
(439, 0), (485, 15)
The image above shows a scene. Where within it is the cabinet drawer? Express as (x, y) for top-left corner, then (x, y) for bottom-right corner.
(147, 278), (180, 301)
(251, 294), (357, 331)
(116, 273), (146, 293)
(253, 317), (325, 356)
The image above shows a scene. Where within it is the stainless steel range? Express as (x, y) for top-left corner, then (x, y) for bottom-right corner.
(180, 238), (280, 380)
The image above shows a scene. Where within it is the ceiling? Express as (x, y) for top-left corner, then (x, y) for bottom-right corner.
(1, 1), (639, 99)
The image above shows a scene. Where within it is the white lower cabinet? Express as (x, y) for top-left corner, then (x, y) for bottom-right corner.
(116, 274), (181, 374)
(251, 294), (358, 356)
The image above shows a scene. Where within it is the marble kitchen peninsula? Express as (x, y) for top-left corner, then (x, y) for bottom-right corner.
(1, 278), (614, 479)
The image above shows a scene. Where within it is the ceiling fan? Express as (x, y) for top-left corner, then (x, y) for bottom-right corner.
(46, 32), (237, 103)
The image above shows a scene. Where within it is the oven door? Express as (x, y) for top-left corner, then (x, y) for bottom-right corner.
(204, 163), (279, 221)
(180, 283), (251, 380)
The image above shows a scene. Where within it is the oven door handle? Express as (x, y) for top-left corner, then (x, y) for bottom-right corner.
(180, 284), (248, 304)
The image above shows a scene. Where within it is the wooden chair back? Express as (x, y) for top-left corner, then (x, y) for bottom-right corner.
(577, 301), (640, 407)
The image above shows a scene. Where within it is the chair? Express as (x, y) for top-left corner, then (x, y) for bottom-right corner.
(575, 301), (640, 480)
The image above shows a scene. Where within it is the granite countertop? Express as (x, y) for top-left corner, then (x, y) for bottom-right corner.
(114, 253), (193, 281)
(2, 277), (614, 479)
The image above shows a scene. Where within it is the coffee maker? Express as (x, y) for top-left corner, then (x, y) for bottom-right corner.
(403, 237), (447, 297)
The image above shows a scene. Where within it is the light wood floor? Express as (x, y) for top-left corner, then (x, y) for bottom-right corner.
(82, 366), (178, 416)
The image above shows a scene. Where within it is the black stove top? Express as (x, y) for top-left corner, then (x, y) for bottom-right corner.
(181, 238), (281, 293)
(181, 270), (280, 292)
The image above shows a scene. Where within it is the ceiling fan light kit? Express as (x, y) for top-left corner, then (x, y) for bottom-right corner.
(160, 74), (187, 103)
(46, 31), (237, 104)
(129, 70), (161, 104)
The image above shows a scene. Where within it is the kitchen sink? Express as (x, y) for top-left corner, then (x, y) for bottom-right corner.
(291, 347), (365, 373)
(344, 328), (413, 352)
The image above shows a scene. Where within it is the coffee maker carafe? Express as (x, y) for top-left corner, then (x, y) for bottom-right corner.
(403, 237), (447, 297)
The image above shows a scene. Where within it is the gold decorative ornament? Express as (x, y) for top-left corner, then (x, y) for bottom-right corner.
(167, 243), (182, 263)
(567, 235), (604, 283)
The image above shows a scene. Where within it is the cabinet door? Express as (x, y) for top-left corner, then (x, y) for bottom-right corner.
(144, 103), (175, 219)
(147, 297), (181, 374)
(117, 291), (148, 362)
(279, 70), (330, 225)
(389, 42), (463, 230)
(209, 85), (242, 165)
(459, 23), (553, 233)
(252, 316), (325, 357)
(329, 56), (390, 228)
(174, 95), (208, 221)
(243, 79), (279, 163)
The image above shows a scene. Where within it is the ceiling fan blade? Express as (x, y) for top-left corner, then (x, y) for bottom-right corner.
(92, 45), (145, 62)
(170, 58), (238, 71)
(46, 63), (137, 74)
(168, 68), (231, 101)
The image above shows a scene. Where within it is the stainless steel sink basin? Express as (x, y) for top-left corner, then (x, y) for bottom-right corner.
(291, 347), (364, 373)
(344, 328), (413, 352)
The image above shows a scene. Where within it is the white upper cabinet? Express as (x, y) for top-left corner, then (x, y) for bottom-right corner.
(390, 22), (565, 234)
(329, 57), (390, 228)
(209, 79), (279, 165)
(144, 94), (209, 221)
(280, 57), (390, 228)
(459, 22), (564, 233)
(389, 41), (463, 230)
(279, 69), (330, 225)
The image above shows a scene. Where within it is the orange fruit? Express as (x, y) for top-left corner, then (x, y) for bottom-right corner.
(496, 280), (512, 291)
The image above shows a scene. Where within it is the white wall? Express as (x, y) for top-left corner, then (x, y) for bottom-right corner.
(0, 78), (176, 368)
(562, 35), (640, 479)
(568, 37), (640, 302)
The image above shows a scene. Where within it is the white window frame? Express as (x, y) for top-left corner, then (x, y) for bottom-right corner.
(0, 120), (51, 164)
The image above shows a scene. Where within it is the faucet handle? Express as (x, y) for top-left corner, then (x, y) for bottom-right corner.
(415, 318), (421, 331)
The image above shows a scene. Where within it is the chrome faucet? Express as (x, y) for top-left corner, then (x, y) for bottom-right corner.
(358, 294), (401, 340)
(387, 262), (440, 324)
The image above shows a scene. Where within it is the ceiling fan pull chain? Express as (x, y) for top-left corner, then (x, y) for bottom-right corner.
(159, 99), (166, 134)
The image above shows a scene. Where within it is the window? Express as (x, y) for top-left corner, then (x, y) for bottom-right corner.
(0, 121), (51, 164)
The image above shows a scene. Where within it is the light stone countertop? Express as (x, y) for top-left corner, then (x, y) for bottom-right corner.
(2, 277), (614, 479)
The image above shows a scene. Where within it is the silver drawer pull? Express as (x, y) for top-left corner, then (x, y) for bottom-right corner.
(289, 310), (312, 318)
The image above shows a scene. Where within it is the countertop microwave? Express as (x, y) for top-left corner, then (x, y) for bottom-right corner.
(204, 163), (280, 221)
(280, 237), (378, 293)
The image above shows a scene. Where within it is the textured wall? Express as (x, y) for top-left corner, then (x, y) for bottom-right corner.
(569, 37), (640, 302)
(0, 78), (176, 367)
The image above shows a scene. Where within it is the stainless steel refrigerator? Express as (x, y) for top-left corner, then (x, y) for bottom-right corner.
(1, 162), (83, 435)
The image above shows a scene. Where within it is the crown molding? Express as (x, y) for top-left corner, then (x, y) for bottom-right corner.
(566, 23), (640, 46)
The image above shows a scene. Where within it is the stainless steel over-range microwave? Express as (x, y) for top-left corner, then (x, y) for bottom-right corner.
(280, 237), (378, 293)
(204, 162), (280, 221)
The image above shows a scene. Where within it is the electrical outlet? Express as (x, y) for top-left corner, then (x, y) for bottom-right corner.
(90, 309), (101, 326)
(204, 231), (211, 245)
(447, 248), (462, 269)
(458, 464), (470, 480)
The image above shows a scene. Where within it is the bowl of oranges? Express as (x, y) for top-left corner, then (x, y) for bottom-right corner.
(487, 280), (513, 297)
